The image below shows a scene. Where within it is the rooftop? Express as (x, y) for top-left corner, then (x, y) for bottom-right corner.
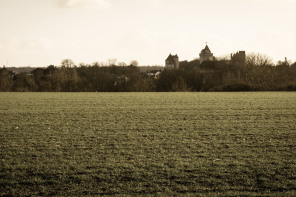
(201, 45), (212, 54)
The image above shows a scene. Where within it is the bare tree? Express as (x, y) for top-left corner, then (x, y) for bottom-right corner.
(107, 58), (117, 66)
(246, 53), (274, 67)
(277, 57), (292, 67)
(130, 60), (139, 67)
(118, 62), (127, 67)
(0, 68), (14, 91)
(61, 59), (75, 68)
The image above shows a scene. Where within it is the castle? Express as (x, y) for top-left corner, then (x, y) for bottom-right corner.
(165, 44), (245, 69)
(165, 54), (179, 69)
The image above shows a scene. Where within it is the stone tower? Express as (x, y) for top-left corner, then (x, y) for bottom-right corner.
(231, 51), (246, 66)
(199, 44), (214, 64)
(165, 54), (179, 69)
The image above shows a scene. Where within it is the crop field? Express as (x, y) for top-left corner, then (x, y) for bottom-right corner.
(1, 92), (296, 196)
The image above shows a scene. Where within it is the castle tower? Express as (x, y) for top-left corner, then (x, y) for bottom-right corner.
(231, 51), (246, 66)
(199, 44), (214, 64)
(165, 54), (179, 69)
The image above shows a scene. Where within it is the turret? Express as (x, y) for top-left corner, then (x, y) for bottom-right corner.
(199, 44), (214, 64)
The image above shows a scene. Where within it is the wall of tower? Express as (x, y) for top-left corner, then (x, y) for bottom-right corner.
(165, 61), (175, 69)
(200, 53), (214, 64)
(173, 57), (179, 69)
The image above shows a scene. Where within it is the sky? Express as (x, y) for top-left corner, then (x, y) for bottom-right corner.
(0, 0), (295, 67)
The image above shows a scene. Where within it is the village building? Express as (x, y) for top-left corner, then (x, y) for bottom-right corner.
(114, 75), (128, 86)
(147, 70), (161, 79)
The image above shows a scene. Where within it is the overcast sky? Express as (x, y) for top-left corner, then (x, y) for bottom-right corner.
(0, 0), (295, 67)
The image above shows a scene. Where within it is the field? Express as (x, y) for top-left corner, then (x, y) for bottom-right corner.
(1, 92), (296, 196)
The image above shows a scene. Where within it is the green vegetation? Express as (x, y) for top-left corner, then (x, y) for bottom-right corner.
(1, 92), (296, 196)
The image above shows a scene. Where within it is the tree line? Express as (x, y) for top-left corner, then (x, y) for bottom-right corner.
(1, 54), (296, 92)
